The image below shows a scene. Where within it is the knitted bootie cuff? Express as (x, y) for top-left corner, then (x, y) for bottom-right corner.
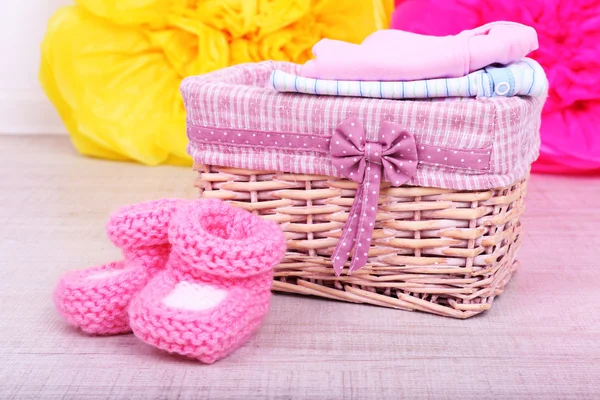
(168, 199), (286, 279)
(106, 198), (183, 248)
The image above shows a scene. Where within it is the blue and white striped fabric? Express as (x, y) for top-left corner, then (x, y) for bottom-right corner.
(269, 58), (547, 99)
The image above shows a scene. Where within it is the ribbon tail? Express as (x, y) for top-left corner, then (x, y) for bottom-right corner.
(349, 164), (381, 274)
(331, 184), (365, 276)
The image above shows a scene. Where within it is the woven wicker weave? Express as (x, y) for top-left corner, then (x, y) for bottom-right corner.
(194, 163), (527, 319)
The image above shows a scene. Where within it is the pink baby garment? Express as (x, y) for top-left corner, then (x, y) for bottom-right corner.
(129, 199), (286, 363)
(53, 199), (182, 335)
(301, 21), (538, 81)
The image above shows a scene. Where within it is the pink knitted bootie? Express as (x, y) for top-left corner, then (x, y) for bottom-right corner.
(53, 199), (183, 335)
(129, 199), (286, 363)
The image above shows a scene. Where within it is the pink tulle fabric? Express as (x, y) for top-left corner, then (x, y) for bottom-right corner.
(391, 0), (600, 174)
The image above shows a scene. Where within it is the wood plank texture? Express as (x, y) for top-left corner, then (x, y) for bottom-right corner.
(0, 135), (599, 399)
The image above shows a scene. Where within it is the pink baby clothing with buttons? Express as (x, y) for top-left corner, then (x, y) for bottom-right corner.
(300, 21), (538, 81)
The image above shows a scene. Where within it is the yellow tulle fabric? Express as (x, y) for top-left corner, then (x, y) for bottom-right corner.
(40, 0), (393, 165)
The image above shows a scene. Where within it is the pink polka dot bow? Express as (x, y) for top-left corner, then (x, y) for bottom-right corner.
(330, 117), (418, 275)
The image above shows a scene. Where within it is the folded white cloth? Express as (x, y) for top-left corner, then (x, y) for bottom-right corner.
(270, 58), (547, 99)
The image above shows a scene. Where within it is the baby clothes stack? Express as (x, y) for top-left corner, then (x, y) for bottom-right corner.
(270, 22), (547, 101)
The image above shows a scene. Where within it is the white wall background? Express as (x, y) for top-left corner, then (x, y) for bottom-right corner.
(0, 0), (72, 134)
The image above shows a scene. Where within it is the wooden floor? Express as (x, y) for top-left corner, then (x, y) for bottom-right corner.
(1, 135), (599, 400)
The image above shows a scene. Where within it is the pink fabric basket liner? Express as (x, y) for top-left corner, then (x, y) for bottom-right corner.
(182, 61), (545, 191)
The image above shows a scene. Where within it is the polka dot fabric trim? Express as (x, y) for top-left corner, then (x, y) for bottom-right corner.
(188, 125), (492, 172)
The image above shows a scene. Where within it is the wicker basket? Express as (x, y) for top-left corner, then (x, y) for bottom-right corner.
(194, 164), (527, 319)
(182, 61), (546, 318)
